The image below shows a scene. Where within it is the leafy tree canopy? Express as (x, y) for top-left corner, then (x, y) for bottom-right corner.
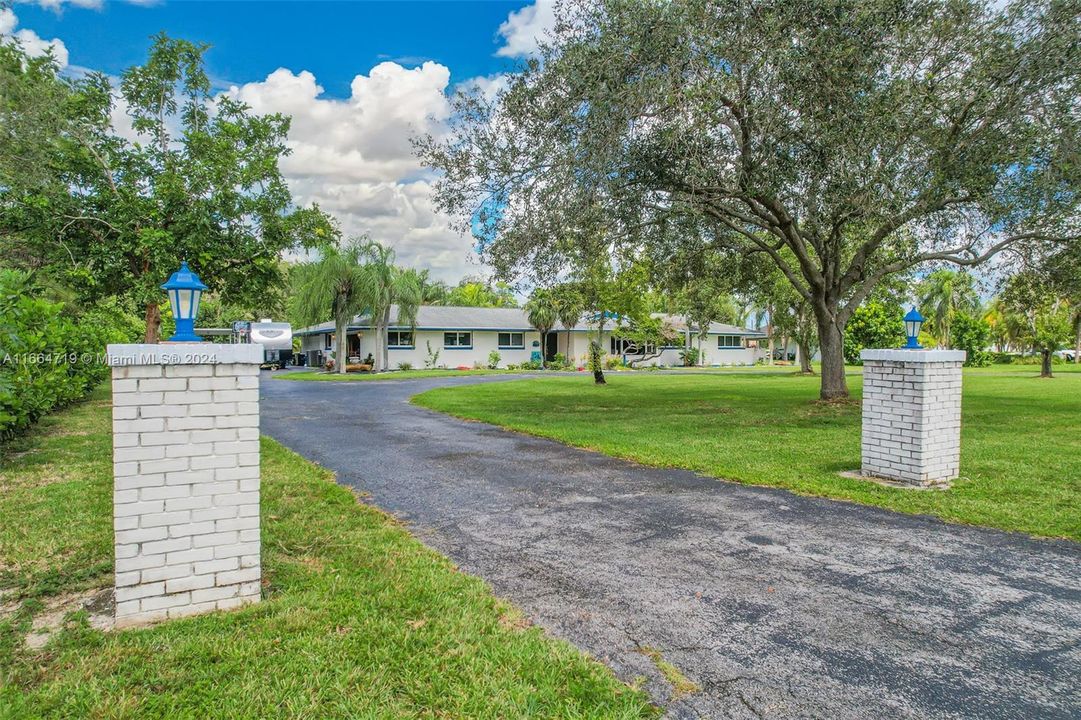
(0, 34), (333, 341)
(419, 0), (1080, 398)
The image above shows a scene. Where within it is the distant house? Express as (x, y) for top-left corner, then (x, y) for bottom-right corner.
(295, 306), (768, 368)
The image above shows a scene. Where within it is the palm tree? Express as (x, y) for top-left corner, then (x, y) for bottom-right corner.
(524, 289), (557, 369)
(917, 269), (981, 348)
(293, 242), (371, 374)
(414, 269), (449, 305)
(361, 241), (422, 372)
(553, 284), (583, 364)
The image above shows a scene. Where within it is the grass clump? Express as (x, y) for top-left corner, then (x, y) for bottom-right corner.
(636, 647), (700, 699)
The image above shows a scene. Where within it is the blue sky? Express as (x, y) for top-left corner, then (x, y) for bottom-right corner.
(16, 1), (527, 96)
(4, 0), (554, 281)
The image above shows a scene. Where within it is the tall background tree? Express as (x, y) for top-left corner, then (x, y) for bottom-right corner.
(419, 0), (1080, 399)
(362, 241), (422, 373)
(1001, 269), (1074, 377)
(524, 289), (557, 369)
(293, 240), (368, 375)
(552, 283), (584, 363)
(1, 34), (328, 341)
(917, 270), (981, 348)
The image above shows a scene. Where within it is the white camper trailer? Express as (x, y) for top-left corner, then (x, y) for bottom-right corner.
(249, 320), (293, 368)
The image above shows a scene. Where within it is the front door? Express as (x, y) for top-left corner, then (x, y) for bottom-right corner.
(545, 332), (558, 361)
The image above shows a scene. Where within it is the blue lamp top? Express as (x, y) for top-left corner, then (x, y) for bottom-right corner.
(161, 261), (208, 292)
(904, 307), (924, 324)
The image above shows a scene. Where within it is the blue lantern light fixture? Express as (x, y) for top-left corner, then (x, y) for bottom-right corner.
(161, 261), (208, 342)
(903, 307), (924, 349)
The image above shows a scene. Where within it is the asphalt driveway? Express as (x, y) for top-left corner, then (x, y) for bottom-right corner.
(260, 373), (1081, 719)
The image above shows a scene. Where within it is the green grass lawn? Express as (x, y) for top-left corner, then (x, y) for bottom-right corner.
(0, 387), (655, 719)
(414, 370), (1081, 541)
(276, 368), (528, 381)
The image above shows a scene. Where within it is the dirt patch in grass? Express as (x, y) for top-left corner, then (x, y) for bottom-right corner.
(24, 587), (113, 648)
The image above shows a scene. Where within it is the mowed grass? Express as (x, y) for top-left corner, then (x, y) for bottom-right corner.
(276, 368), (525, 382)
(0, 387), (655, 719)
(414, 370), (1081, 541)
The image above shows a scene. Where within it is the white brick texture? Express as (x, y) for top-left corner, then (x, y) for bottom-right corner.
(108, 344), (262, 628)
(859, 349), (965, 488)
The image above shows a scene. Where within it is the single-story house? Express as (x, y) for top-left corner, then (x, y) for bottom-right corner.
(296, 306), (769, 368)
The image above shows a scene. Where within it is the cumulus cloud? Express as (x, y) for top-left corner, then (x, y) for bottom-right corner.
(226, 62), (481, 281)
(0, 8), (69, 68)
(495, 1), (555, 58)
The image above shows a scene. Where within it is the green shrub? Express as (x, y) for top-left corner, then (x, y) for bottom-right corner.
(950, 313), (992, 367)
(397, 361), (413, 371)
(679, 347), (701, 366)
(0, 271), (136, 439)
(843, 301), (906, 365)
(487, 350), (501, 369)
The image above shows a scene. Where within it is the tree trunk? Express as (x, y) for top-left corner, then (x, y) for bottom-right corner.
(798, 340), (814, 374)
(336, 318), (347, 374)
(589, 340), (606, 384)
(1041, 349), (1053, 378)
(381, 308), (391, 372)
(540, 330), (547, 369)
(144, 302), (161, 344)
(1074, 322), (1080, 364)
(815, 311), (848, 400)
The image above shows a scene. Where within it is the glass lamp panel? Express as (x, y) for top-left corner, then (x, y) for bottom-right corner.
(190, 289), (202, 321)
(176, 289), (193, 320)
(169, 289), (181, 320)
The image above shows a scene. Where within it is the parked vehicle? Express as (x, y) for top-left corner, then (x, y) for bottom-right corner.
(248, 320), (293, 369)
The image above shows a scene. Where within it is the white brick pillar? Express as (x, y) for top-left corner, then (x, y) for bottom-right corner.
(859, 349), (966, 488)
(106, 343), (263, 627)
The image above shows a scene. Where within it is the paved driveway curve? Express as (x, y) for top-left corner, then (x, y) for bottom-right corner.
(260, 373), (1081, 720)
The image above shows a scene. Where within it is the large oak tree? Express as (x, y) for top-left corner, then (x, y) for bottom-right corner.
(418, 0), (1079, 398)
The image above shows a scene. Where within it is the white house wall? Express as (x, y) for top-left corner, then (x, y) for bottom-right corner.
(558, 331), (762, 367)
(301, 328), (764, 368)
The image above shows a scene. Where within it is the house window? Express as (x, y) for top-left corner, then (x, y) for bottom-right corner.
(718, 335), (742, 348)
(444, 331), (472, 349)
(387, 330), (414, 348)
(325, 333), (333, 350)
(498, 332), (524, 348)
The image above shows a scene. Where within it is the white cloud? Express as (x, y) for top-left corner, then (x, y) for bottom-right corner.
(0, 8), (69, 68)
(226, 62), (482, 281)
(495, 1), (555, 58)
(16, 0), (103, 10)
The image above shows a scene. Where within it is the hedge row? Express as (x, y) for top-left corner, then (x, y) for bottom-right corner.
(0, 270), (138, 439)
